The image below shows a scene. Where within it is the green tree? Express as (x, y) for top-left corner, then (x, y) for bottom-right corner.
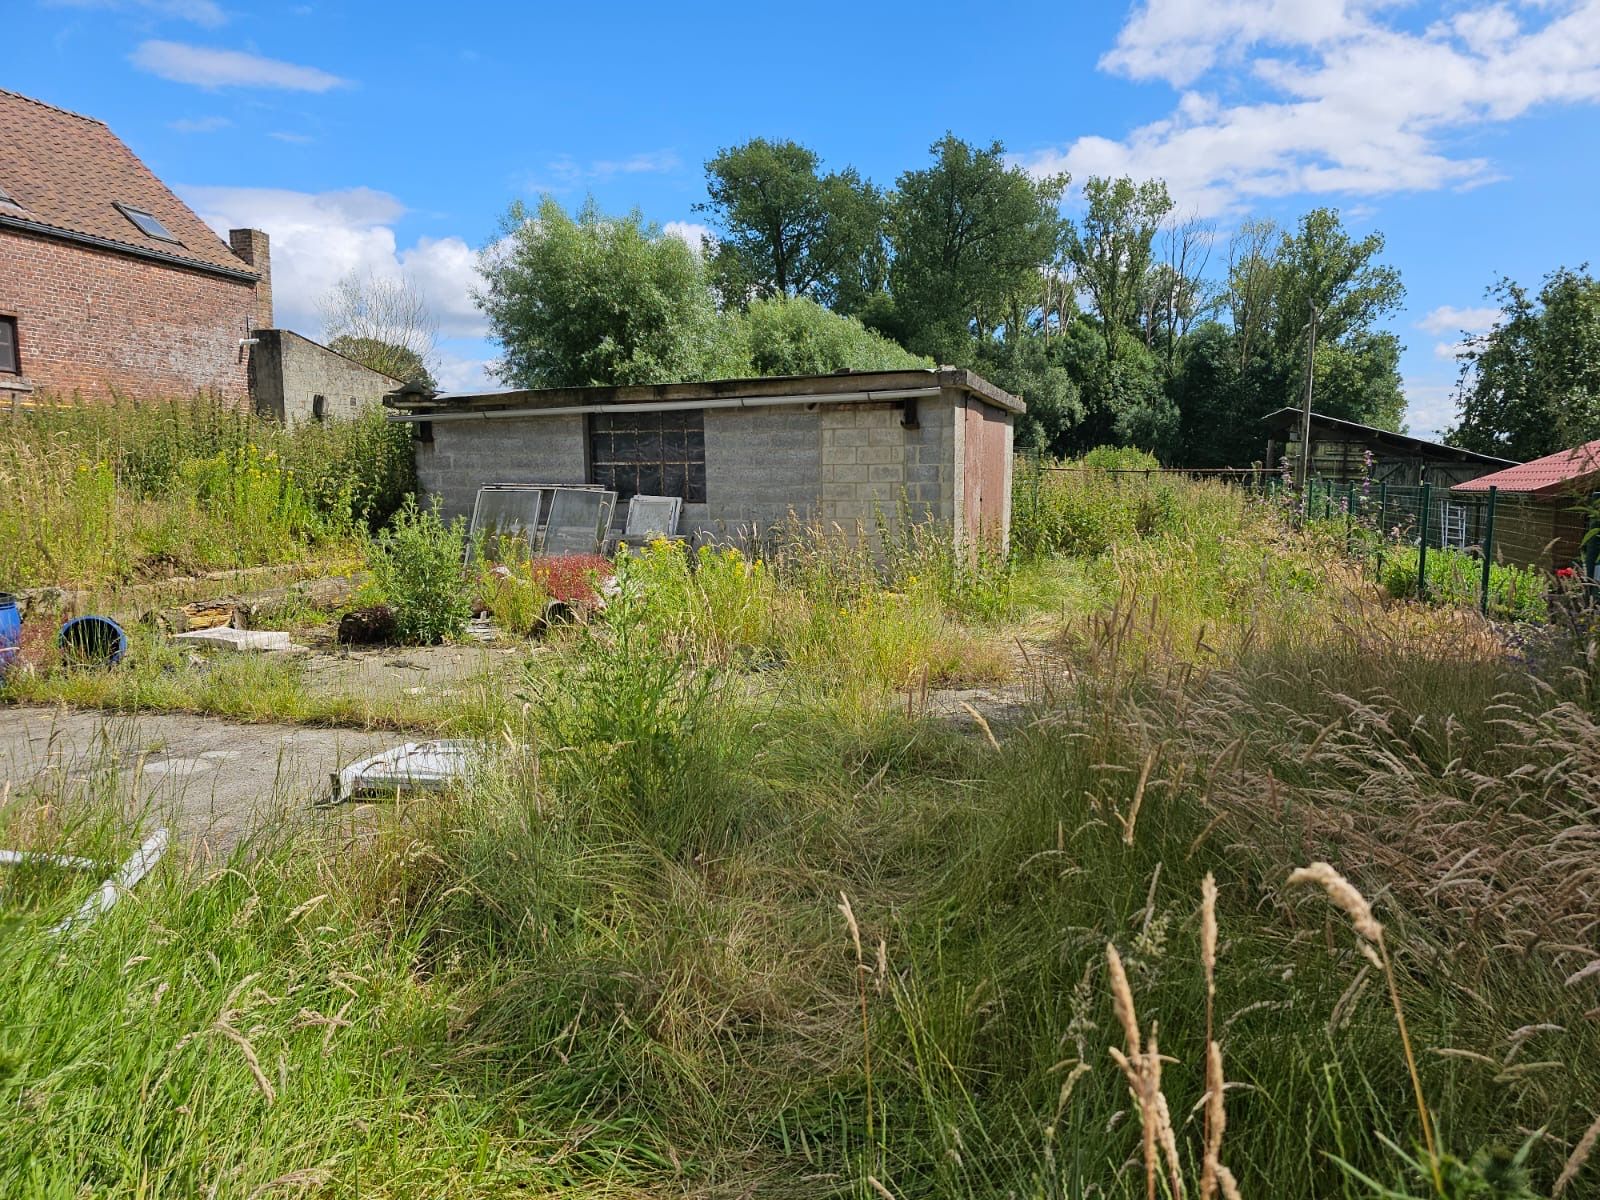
(1449, 267), (1600, 459)
(327, 336), (436, 389)
(1271, 208), (1405, 363)
(1065, 176), (1173, 365)
(736, 296), (928, 377)
(319, 270), (438, 387)
(887, 135), (1067, 362)
(475, 197), (744, 388)
(697, 139), (885, 311)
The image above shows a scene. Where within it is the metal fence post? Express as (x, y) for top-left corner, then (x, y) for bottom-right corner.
(1479, 485), (1497, 617)
(1417, 482), (1432, 601)
(1376, 481), (1388, 577)
(1345, 481), (1355, 552)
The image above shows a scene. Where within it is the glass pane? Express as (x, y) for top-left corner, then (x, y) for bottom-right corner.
(661, 462), (685, 497)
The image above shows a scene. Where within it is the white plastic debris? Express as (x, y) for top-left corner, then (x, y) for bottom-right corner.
(173, 628), (308, 653)
(1, 829), (170, 937)
(329, 740), (475, 804)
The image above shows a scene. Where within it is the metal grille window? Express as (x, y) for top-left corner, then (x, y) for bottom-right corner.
(589, 409), (706, 503)
(0, 317), (18, 375)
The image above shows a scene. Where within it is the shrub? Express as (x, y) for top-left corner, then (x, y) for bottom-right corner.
(1079, 444), (1161, 472)
(1379, 546), (1549, 622)
(1011, 450), (1182, 559)
(737, 296), (931, 375)
(365, 499), (472, 644)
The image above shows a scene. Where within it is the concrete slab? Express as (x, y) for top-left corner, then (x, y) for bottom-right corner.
(0, 705), (397, 854)
(173, 628), (308, 653)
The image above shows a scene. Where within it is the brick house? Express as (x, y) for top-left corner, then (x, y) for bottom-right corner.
(384, 368), (1022, 549)
(0, 87), (271, 406)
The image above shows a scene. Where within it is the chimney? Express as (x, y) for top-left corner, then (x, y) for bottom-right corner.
(228, 228), (273, 331)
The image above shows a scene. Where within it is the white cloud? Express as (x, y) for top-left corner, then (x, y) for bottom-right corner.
(169, 114), (230, 133)
(528, 149), (682, 192)
(431, 346), (495, 393)
(1416, 304), (1504, 334)
(662, 220), (712, 252)
(1022, 1), (1600, 216)
(1417, 303), (1504, 359)
(47, 0), (227, 27)
(267, 130), (314, 144)
(1402, 378), (1459, 440)
(131, 40), (348, 91)
(180, 184), (487, 340)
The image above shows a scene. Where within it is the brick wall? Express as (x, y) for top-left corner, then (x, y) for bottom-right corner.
(0, 228), (257, 401)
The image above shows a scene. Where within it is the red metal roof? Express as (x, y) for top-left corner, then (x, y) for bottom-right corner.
(1452, 438), (1600, 496)
(0, 87), (255, 279)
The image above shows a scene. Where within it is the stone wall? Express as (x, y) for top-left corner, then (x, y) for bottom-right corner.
(248, 329), (401, 427)
(0, 228), (257, 401)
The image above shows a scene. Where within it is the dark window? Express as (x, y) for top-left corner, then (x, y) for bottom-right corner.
(0, 318), (18, 375)
(311, 394), (326, 421)
(114, 202), (181, 244)
(589, 408), (706, 503)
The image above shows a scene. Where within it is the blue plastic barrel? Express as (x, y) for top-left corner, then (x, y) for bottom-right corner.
(58, 614), (127, 667)
(0, 594), (19, 680)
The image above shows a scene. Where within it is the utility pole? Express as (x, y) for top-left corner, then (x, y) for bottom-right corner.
(1298, 305), (1319, 490)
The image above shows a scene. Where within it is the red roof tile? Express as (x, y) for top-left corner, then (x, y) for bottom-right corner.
(1452, 438), (1600, 496)
(0, 87), (254, 279)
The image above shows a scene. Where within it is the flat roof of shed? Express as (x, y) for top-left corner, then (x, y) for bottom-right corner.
(384, 367), (1025, 417)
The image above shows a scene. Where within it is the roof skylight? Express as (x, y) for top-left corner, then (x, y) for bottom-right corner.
(114, 202), (181, 244)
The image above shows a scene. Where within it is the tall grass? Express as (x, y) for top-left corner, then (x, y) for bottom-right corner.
(0, 397), (414, 587)
(4, 470), (1598, 1197)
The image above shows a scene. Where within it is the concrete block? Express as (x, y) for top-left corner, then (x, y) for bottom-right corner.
(868, 464), (905, 483)
(856, 445), (903, 466)
(827, 465), (870, 484)
(834, 428), (871, 447)
(821, 446), (858, 466)
(867, 424), (905, 447)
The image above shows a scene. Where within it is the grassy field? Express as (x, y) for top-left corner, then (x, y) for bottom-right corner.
(3, 467), (1598, 1198)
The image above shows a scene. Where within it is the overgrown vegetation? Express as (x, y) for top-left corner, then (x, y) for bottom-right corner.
(6, 470), (1598, 1198)
(1380, 545), (1550, 622)
(0, 398), (414, 587)
(363, 498), (472, 644)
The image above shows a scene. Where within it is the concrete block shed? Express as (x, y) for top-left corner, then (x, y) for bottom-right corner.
(384, 368), (1023, 548)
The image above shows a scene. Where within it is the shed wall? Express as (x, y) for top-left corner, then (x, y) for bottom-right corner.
(412, 392), (999, 545)
(416, 414), (589, 521)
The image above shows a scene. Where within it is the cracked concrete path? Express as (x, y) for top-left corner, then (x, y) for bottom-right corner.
(0, 705), (403, 853)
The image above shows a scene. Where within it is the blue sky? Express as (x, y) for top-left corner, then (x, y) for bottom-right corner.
(7, 0), (1600, 438)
